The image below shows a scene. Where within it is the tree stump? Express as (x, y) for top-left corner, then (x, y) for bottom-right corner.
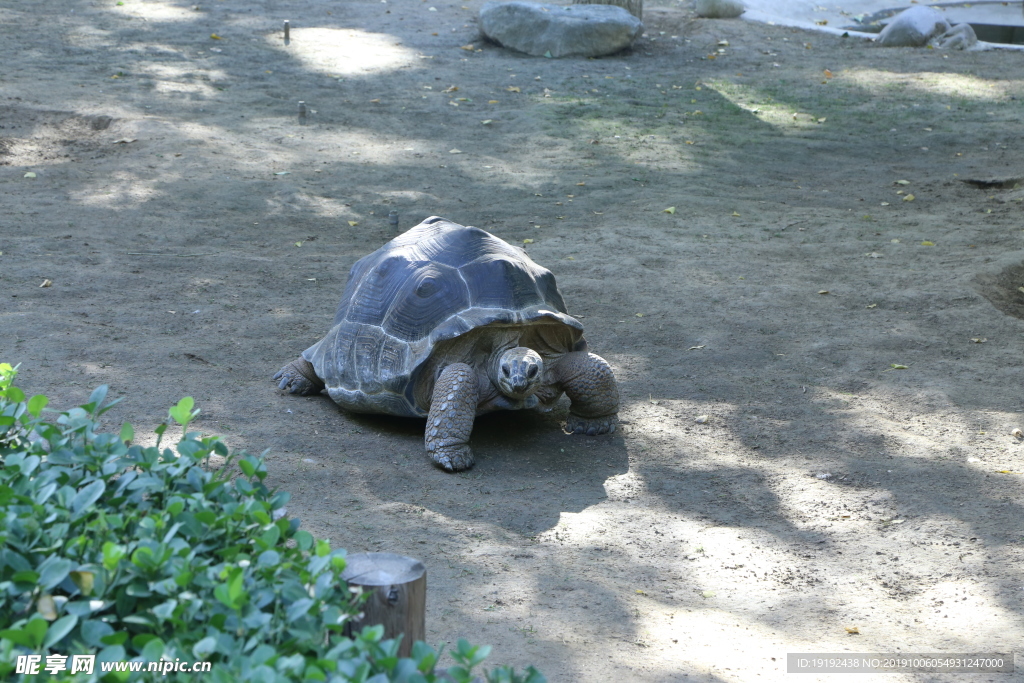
(572, 0), (643, 20)
(342, 553), (426, 657)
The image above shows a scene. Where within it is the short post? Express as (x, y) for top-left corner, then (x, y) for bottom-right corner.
(342, 553), (426, 658)
(298, 100), (307, 125)
(284, 19), (290, 44)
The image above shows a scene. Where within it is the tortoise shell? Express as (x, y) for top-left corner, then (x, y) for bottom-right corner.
(302, 216), (585, 417)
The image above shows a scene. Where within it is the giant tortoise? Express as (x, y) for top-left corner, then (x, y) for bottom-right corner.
(274, 216), (618, 471)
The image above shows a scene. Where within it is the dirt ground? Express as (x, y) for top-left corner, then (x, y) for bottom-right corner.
(2, 0), (1024, 680)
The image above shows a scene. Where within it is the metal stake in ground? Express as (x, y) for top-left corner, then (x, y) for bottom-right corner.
(298, 101), (307, 125)
(342, 553), (426, 658)
(284, 20), (290, 44)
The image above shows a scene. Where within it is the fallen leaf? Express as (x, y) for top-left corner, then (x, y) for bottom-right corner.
(920, 240), (934, 246)
(522, 238), (534, 244)
(23, 172), (36, 178)
(700, 590), (716, 598)
(688, 345), (705, 351)
(903, 194), (916, 202)
(112, 138), (137, 144)
(845, 626), (860, 635)
(867, 252), (882, 258)
(823, 69), (833, 77)
(731, 211), (741, 217)
(449, 149), (463, 154)
(891, 238), (900, 243)
(866, 303), (877, 309)
(544, 50), (553, 58)
(481, 119), (492, 125)
(488, 99), (499, 104)
(295, 242), (303, 247)
(880, 202), (890, 206)
(273, 171), (290, 175)
(40, 279), (53, 288)
(506, 86), (521, 93)
(817, 117), (827, 123)
(460, 44), (475, 51)
(816, 19), (828, 25)
(348, 221), (358, 227)
(442, 85), (458, 93)
(663, 207), (676, 214)
(818, 290), (829, 295)
(36, 594), (58, 620)
(970, 337), (987, 343)
(685, 140), (695, 144)
(635, 313), (644, 317)
(895, 179), (911, 185)
(695, 414), (709, 423)
(369, 98), (381, 103)
(1011, 428), (1022, 439)
(890, 364), (908, 370)
(576, 182), (585, 186)
(210, 33), (222, 39)
(635, 589), (647, 595)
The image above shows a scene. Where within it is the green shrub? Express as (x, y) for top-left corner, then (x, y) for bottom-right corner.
(0, 364), (544, 683)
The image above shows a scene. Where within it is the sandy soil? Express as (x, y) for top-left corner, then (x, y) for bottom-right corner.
(2, 0), (1024, 680)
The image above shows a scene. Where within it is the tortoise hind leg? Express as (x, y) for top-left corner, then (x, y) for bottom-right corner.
(274, 357), (326, 396)
(554, 351), (619, 436)
(425, 363), (479, 472)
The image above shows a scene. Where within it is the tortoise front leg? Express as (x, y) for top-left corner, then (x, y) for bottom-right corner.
(425, 363), (479, 472)
(554, 351), (619, 436)
(274, 357), (325, 396)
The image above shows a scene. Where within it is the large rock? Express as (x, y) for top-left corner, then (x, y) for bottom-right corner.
(877, 6), (951, 47)
(695, 0), (745, 19)
(479, 1), (643, 58)
(572, 0), (643, 20)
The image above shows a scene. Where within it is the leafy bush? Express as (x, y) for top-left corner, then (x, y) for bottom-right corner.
(0, 364), (545, 683)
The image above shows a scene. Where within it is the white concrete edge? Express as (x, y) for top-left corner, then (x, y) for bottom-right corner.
(740, 10), (1024, 50)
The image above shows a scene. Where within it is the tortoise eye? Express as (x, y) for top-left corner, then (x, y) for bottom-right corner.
(527, 365), (538, 378)
(502, 366), (510, 377)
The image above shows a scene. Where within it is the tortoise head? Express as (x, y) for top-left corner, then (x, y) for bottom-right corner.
(493, 347), (544, 400)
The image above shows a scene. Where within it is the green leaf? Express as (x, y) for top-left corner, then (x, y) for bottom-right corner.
(239, 459), (256, 478)
(294, 530), (313, 551)
(260, 525), (281, 548)
(87, 384), (109, 412)
(71, 480), (106, 516)
(119, 422), (134, 443)
(27, 394), (49, 417)
(214, 583), (233, 609)
(43, 615), (78, 649)
(39, 558), (74, 591)
(169, 396), (197, 426)
(6, 386), (25, 403)
(25, 618), (48, 649)
(102, 542), (127, 571)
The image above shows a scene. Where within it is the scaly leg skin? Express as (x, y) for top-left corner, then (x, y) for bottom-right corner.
(273, 357), (325, 396)
(424, 363), (479, 472)
(555, 351), (619, 436)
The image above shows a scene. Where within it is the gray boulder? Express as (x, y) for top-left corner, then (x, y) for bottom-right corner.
(479, 1), (643, 58)
(877, 6), (951, 47)
(931, 23), (978, 50)
(695, 0), (745, 19)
